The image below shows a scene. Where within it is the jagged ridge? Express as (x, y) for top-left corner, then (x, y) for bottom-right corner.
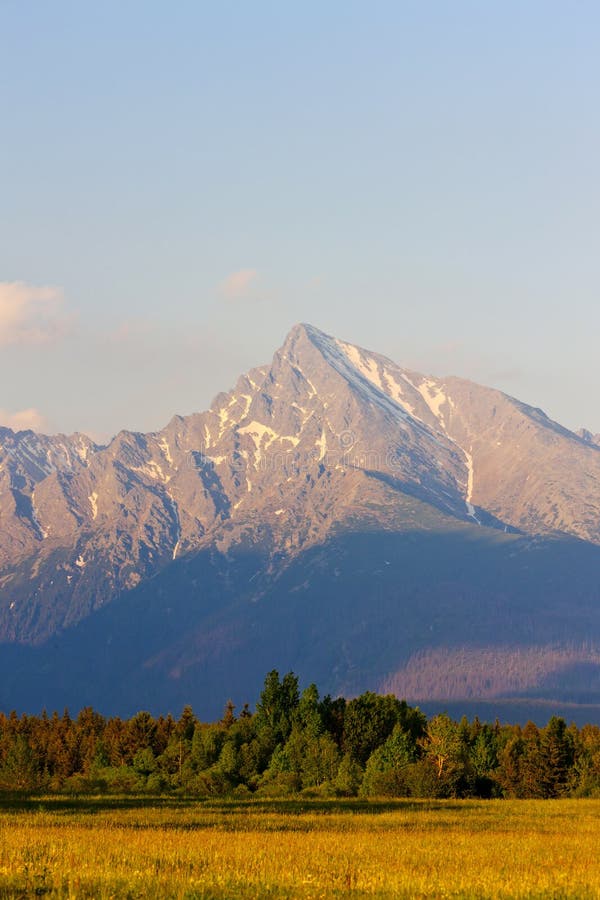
(2, 323), (600, 648)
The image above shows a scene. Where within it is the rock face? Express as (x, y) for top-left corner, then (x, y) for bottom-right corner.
(578, 428), (600, 447)
(2, 323), (600, 719)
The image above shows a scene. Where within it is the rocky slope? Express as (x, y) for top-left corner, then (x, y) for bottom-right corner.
(578, 428), (600, 447)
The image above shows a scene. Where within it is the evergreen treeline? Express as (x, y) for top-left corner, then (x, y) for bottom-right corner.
(1, 671), (600, 799)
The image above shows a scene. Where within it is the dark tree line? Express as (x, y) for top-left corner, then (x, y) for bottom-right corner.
(1, 672), (599, 798)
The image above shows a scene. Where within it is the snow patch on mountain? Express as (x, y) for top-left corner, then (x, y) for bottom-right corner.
(418, 379), (449, 423)
(316, 428), (327, 462)
(306, 331), (411, 425)
(463, 448), (481, 525)
(164, 492), (181, 560)
(158, 437), (173, 465)
(14, 437), (56, 477)
(238, 421), (299, 467)
(132, 461), (171, 483)
(382, 371), (416, 415)
(217, 402), (234, 437)
(240, 394), (252, 418)
(30, 490), (47, 539)
(75, 437), (93, 464)
(206, 455), (227, 466)
(338, 341), (386, 392)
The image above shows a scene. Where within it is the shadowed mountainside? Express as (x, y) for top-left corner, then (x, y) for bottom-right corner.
(2, 525), (600, 723)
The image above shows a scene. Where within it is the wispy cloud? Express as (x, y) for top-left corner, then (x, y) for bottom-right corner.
(0, 407), (49, 433)
(218, 268), (259, 300)
(0, 281), (73, 347)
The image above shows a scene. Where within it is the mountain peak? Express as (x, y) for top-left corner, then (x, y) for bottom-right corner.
(286, 321), (326, 338)
(280, 322), (330, 354)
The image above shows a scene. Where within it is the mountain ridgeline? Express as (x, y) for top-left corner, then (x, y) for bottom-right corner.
(2, 324), (600, 721)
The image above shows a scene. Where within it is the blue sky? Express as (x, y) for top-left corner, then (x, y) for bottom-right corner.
(1, 1), (599, 438)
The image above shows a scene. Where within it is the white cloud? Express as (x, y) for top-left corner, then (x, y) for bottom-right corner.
(219, 268), (258, 300)
(0, 407), (50, 433)
(0, 281), (73, 346)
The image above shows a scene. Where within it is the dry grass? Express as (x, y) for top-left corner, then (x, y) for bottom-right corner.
(0, 796), (598, 898)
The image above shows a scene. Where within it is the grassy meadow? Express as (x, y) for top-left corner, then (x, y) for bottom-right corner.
(0, 796), (598, 898)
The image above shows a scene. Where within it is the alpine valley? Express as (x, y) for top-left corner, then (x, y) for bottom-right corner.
(2, 324), (600, 722)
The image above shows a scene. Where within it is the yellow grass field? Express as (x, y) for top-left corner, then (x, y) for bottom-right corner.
(0, 796), (599, 898)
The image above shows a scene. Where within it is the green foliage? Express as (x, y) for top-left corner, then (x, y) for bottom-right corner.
(420, 713), (470, 797)
(541, 716), (574, 796)
(344, 693), (407, 765)
(0, 674), (597, 801)
(255, 670), (300, 745)
(361, 725), (417, 797)
(294, 684), (324, 736)
(319, 695), (346, 747)
(334, 753), (363, 796)
(132, 748), (157, 777)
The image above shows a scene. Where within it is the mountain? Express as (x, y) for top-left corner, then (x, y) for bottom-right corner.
(2, 323), (600, 722)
